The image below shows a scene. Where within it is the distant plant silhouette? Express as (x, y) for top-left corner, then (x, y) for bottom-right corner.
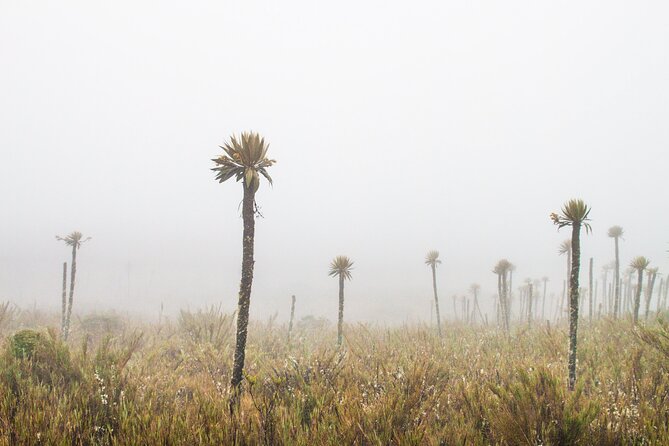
(329, 256), (353, 346)
(644, 267), (659, 320)
(469, 283), (484, 325)
(56, 231), (91, 341)
(288, 295), (296, 343)
(212, 131), (275, 403)
(525, 278), (533, 326)
(425, 251), (442, 336)
(551, 198), (591, 390)
(588, 258), (594, 322)
(493, 259), (512, 332)
(61, 262), (67, 336)
(629, 256), (650, 324)
(608, 226), (624, 318)
(541, 276), (549, 321)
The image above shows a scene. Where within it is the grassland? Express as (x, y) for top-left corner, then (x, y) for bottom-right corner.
(1, 306), (668, 445)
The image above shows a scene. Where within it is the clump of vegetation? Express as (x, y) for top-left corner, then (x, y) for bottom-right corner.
(178, 305), (235, 347)
(5, 329), (79, 388)
(9, 329), (44, 359)
(80, 313), (125, 338)
(0, 302), (16, 334)
(0, 313), (667, 445)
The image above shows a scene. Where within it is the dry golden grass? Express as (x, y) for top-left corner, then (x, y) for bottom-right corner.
(0, 307), (667, 445)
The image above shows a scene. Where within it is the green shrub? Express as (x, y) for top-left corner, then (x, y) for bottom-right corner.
(10, 329), (43, 359)
(5, 328), (80, 387)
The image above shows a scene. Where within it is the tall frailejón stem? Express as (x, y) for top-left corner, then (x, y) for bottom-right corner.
(61, 262), (67, 338)
(288, 295), (296, 342)
(589, 258), (593, 322)
(614, 236), (620, 318)
(568, 222), (581, 391)
(337, 275), (345, 346)
(432, 264), (442, 337)
(231, 183), (256, 392)
(64, 244), (78, 341)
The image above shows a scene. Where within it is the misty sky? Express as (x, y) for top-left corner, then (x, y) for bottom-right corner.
(1, 1), (668, 324)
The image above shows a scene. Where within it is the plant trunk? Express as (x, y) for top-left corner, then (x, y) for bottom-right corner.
(431, 265), (442, 337)
(588, 258), (593, 322)
(613, 237), (620, 319)
(508, 269), (514, 319)
(568, 223), (582, 391)
(560, 280), (566, 321)
(337, 275), (345, 346)
(230, 184), (256, 398)
(527, 283), (533, 327)
(542, 280), (547, 321)
(61, 262), (67, 338)
(566, 250), (571, 304)
(501, 271), (510, 332)
(288, 295), (296, 342)
(644, 271), (657, 320)
(633, 269), (643, 324)
(64, 245), (77, 341)
(627, 271), (633, 315)
(497, 274), (502, 328)
(594, 281), (598, 320)
(474, 290), (484, 325)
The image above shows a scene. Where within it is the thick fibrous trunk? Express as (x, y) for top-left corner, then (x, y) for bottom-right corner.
(64, 245), (78, 341)
(633, 269), (643, 324)
(568, 223), (582, 391)
(613, 237), (620, 318)
(337, 275), (345, 346)
(497, 274), (502, 327)
(231, 184), (256, 393)
(288, 295), (296, 342)
(61, 262), (67, 338)
(501, 272), (510, 332)
(431, 265), (442, 337)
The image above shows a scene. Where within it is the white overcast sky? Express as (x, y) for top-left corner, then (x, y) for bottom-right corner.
(1, 1), (667, 323)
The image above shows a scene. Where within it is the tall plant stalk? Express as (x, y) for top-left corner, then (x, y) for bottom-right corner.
(551, 199), (591, 391)
(630, 257), (650, 324)
(425, 251), (442, 337)
(608, 226), (623, 319)
(288, 295), (296, 342)
(60, 262), (67, 337)
(211, 131), (275, 405)
(56, 231), (91, 341)
(588, 258), (593, 322)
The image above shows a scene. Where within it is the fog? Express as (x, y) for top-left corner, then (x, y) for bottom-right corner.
(1, 1), (668, 324)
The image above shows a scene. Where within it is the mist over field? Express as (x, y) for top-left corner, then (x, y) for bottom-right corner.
(1, 1), (668, 324)
(3, 3), (669, 445)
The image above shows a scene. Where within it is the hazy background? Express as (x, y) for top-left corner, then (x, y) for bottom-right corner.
(1, 1), (667, 324)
